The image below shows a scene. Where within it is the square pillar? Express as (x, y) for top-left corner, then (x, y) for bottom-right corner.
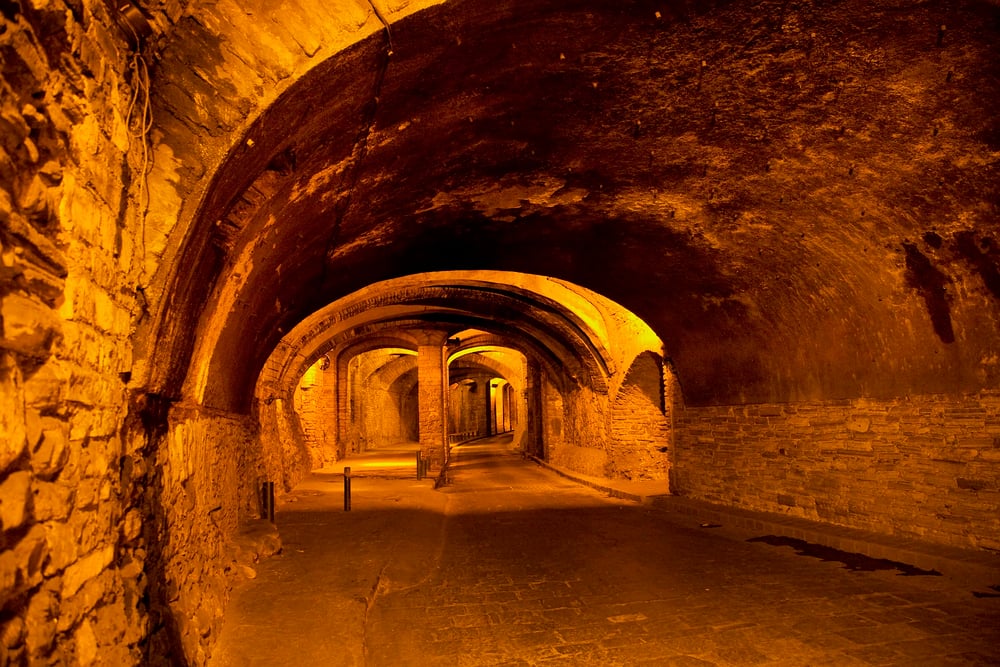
(416, 331), (450, 468)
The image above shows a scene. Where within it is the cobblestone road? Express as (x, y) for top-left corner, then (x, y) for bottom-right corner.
(212, 437), (1000, 666)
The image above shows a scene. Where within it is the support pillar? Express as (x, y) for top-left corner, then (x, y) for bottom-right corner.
(415, 331), (450, 469)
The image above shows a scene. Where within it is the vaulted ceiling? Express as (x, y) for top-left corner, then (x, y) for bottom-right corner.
(139, 0), (1000, 408)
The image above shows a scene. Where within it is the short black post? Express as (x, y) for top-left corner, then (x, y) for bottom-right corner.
(416, 451), (423, 480)
(267, 481), (275, 523)
(260, 481), (269, 520)
(344, 466), (351, 512)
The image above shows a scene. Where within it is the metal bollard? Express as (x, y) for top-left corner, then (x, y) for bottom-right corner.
(267, 481), (275, 523)
(260, 481), (275, 522)
(416, 451), (423, 480)
(344, 466), (351, 512)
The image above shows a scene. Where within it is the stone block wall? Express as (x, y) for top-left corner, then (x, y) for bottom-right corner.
(672, 393), (1000, 551)
(544, 352), (673, 482)
(1, 4), (150, 664)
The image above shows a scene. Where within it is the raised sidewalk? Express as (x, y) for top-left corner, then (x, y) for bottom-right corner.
(531, 456), (1000, 592)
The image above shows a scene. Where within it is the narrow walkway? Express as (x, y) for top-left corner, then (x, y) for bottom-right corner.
(211, 437), (1000, 666)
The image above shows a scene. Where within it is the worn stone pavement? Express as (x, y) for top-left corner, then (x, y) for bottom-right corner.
(210, 436), (1000, 666)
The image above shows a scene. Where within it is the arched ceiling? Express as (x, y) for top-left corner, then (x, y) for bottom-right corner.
(147, 0), (1000, 409)
(449, 345), (527, 391)
(251, 272), (641, 414)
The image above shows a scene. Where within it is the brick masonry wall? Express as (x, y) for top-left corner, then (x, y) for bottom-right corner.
(672, 393), (1000, 551)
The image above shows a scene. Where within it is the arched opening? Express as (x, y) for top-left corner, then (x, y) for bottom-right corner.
(342, 348), (419, 455)
(253, 270), (673, 491)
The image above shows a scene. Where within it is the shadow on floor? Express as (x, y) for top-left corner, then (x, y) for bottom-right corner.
(748, 535), (942, 576)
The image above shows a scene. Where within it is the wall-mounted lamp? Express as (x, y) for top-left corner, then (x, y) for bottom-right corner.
(109, 1), (153, 49)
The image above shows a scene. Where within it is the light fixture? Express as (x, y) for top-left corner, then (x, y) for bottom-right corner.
(109, 1), (153, 49)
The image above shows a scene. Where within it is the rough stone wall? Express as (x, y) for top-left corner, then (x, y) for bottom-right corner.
(672, 392), (1000, 551)
(608, 353), (671, 482)
(547, 384), (610, 478)
(142, 406), (258, 664)
(543, 349), (672, 481)
(1, 4), (150, 664)
(257, 395), (311, 492)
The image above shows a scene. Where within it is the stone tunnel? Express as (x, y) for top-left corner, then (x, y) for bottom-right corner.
(1, 0), (998, 663)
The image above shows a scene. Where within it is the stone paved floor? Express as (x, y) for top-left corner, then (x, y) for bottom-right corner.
(210, 436), (1000, 666)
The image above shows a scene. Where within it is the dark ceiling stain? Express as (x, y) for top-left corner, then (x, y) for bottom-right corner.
(923, 231), (943, 249)
(903, 242), (955, 344)
(954, 231), (1000, 301)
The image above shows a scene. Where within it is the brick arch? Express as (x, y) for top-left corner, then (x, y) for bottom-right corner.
(450, 355), (520, 393)
(449, 352), (528, 442)
(386, 365), (421, 444)
(253, 272), (644, 413)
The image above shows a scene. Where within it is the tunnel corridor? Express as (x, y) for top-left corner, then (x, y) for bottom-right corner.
(2, 0), (1000, 664)
(256, 270), (673, 491)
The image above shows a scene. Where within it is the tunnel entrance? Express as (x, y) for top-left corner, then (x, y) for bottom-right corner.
(252, 271), (677, 493)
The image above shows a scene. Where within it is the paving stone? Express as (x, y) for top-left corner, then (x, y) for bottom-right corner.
(210, 437), (1000, 666)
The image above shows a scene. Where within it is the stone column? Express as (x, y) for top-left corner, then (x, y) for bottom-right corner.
(415, 330), (450, 468)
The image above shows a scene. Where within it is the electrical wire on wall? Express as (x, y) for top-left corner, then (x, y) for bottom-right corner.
(114, 1), (155, 291)
(125, 50), (152, 277)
